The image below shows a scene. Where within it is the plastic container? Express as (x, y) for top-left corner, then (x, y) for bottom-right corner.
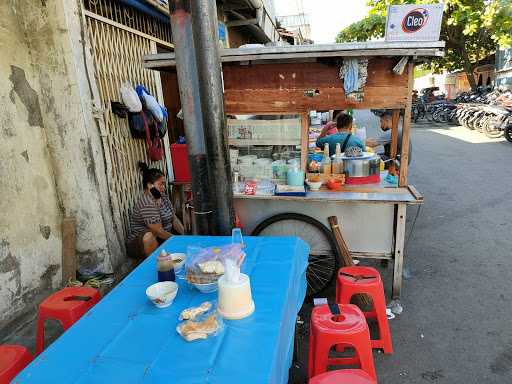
(170, 144), (191, 182)
(157, 251), (175, 282)
(255, 180), (275, 195)
(171, 253), (187, 272)
(192, 281), (218, 293)
(272, 160), (288, 182)
(217, 273), (255, 320)
(287, 168), (305, 186)
(146, 281), (178, 308)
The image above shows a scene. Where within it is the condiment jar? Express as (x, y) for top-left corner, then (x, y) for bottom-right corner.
(157, 251), (175, 282)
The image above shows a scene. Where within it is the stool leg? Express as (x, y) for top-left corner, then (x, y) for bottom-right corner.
(308, 324), (315, 378)
(355, 335), (377, 380)
(371, 289), (393, 354)
(339, 287), (353, 305)
(35, 315), (46, 355)
(312, 340), (331, 378)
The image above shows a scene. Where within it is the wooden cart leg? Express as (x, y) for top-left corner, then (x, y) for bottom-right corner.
(393, 203), (407, 299)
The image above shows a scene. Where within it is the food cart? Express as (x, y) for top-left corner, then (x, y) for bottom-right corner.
(144, 41), (444, 299)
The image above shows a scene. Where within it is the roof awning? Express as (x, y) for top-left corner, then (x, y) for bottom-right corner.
(144, 41), (445, 70)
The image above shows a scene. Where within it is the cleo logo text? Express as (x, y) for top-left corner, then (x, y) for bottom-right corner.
(401, 8), (429, 33)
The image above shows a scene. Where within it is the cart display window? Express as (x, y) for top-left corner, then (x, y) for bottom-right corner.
(228, 114), (304, 182)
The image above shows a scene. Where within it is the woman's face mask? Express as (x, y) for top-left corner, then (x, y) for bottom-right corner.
(149, 186), (162, 199)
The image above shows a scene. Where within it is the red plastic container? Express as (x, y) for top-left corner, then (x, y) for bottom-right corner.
(170, 144), (191, 183)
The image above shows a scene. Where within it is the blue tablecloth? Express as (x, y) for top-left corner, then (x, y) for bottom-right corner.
(16, 236), (309, 384)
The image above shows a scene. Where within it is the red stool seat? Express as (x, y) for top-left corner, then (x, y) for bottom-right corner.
(336, 266), (393, 354)
(310, 369), (376, 384)
(308, 304), (376, 380)
(36, 286), (101, 355)
(0, 345), (33, 383)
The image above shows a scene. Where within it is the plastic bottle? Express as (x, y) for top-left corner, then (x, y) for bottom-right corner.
(321, 143), (331, 174)
(157, 250), (175, 282)
(332, 143), (344, 174)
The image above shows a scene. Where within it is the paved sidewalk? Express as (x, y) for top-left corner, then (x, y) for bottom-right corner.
(296, 112), (512, 384)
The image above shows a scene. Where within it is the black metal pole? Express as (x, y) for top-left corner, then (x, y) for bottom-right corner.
(190, 0), (235, 234)
(169, 0), (215, 235)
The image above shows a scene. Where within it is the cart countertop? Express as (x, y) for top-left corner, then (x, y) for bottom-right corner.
(144, 41), (445, 69)
(234, 185), (423, 204)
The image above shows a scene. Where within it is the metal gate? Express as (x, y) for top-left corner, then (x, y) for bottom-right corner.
(83, 0), (173, 243)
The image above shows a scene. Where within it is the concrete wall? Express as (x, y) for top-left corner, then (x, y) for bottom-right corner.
(0, 0), (122, 330)
(0, 0), (62, 330)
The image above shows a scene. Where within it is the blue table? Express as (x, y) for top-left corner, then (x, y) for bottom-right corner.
(16, 236), (309, 384)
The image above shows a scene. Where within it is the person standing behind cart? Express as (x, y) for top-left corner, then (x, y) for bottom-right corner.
(366, 110), (412, 165)
(322, 109), (343, 136)
(316, 112), (365, 157)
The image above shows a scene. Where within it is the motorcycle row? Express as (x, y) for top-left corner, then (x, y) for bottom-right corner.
(412, 86), (512, 142)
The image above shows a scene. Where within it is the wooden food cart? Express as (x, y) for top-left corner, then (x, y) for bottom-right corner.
(144, 41), (444, 299)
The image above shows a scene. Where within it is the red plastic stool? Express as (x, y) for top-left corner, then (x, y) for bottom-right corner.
(0, 345), (33, 383)
(308, 304), (376, 380)
(36, 286), (101, 355)
(309, 369), (377, 384)
(336, 266), (393, 354)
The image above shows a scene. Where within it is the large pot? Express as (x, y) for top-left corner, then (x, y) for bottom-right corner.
(342, 154), (381, 178)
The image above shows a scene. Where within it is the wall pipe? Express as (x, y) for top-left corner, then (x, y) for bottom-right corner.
(169, 0), (216, 235)
(190, 0), (235, 234)
(119, 0), (169, 24)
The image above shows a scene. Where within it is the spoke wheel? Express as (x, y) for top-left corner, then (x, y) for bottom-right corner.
(251, 213), (339, 298)
(505, 125), (512, 143)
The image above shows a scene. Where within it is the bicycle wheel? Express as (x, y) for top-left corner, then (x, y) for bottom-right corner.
(251, 213), (339, 298)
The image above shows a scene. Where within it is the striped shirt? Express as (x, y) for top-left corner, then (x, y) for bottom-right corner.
(127, 193), (173, 242)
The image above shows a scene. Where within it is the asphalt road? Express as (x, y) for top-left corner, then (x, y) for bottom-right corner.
(358, 110), (512, 383)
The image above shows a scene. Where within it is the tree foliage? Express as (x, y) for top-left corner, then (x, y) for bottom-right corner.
(336, 0), (512, 90)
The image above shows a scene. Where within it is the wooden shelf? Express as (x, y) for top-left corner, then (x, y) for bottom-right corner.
(228, 138), (300, 146)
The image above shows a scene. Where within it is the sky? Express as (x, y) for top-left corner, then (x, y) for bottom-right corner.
(274, 0), (370, 44)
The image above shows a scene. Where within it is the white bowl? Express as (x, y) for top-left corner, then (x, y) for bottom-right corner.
(306, 179), (322, 191)
(146, 282), (178, 308)
(171, 253), (187, 271)
(193, 281), (218, 293)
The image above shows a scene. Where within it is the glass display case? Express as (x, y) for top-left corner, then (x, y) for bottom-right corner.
(228, 114), (304, 186)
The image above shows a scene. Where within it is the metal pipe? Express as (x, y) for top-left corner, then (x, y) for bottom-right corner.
(169, 0), (215, 235)
(119, 0), (169, 24)
(190, 0), (235, 234)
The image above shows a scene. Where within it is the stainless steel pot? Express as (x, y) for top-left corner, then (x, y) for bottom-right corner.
(343, 155), (381, 177)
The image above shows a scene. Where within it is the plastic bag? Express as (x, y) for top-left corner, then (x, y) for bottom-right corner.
(185, 244), (244, 285)
(176, 302), (224, 342)
(355, 126), (367, 146)
(120, 82), (142, 112)
(136, 85), (163, 122)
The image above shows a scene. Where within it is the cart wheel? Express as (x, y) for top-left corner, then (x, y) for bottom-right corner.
(251, 213), (338, 298)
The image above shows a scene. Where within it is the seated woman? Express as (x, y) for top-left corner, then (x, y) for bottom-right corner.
(126, 162), (183, 259)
